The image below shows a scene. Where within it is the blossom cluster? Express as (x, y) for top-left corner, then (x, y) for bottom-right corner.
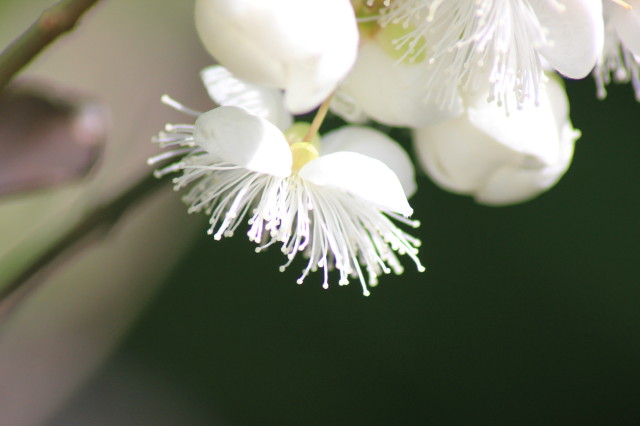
(151, 0), (640, 294)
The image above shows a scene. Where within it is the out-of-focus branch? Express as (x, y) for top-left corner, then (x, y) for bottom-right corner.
(0, 172), (166, 325)
(0, 0), (102, 92)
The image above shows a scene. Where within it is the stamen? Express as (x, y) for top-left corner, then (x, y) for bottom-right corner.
(382, 0), (552, 110)
(147, 148), (194, 166)
(165, 123), (195, 133)
(593, 17), (640, 100)
(610, 0), (633, 10)
(161, 94), (204, 116)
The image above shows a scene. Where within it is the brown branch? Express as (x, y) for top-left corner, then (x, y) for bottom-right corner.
(0, 0), (102, 92)
(0, 172), (167, 325)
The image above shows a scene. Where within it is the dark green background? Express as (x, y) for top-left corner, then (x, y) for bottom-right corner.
(52, 79), (640, 425)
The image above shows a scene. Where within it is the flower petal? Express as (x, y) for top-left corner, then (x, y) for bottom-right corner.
(330, 91), (369, 124)
(465, 77), (567, 165)
(281, 57), (335, 114)
(475, 124), (577, 206)
(321, 126), (417, 197)
(298, 151), (413, 216)
(533, 0), (604, 78)
(612, 0), (640, 56)
(195, 0), (359, 114)
(413, 117), (516, 194)
(545, 75), (570, 129)
(200, 65), (292, 130)
(194, 106), (292, 177)
(334, 42), (463, 127)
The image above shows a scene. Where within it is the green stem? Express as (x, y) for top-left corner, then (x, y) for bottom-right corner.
(0, 0), (102, 93)
(304, 94), (333, 142)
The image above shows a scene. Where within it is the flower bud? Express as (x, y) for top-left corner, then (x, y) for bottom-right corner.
(194, 0), (359, 114)
(414, 77), (580, 206)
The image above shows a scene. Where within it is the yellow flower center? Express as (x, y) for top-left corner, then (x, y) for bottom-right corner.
(285, 122), (321, 173)
(290, 142), (320, 173)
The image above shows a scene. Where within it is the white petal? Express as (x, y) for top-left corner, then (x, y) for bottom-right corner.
(281, 57), (336, 114)
(321, 126), (417, 197)
(200, 65), (292, 130)
(465, 77), (567, 166)
(545, 75), (570, 129)
(194, 106), (292, 177)
(533, 0), (604, 78)
(334, 42), (463, 127)
(195, 0), (359, 114)
(299, 152), (413, 216)
(330, 91), (369, 124)
(612, 0), (640, 56)
(414, 117), (516, 194)
(475, 124), (577, 206)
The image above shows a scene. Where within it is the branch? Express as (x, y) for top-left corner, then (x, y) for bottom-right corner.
(0, 172), (167, 324)
(0, 0), (102, 92)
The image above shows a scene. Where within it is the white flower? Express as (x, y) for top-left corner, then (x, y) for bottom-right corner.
(199, 65), (418, 195)
(194, 0), (359, 114)
(150, 66), (423, 295)
(593, 0), (640, 100)
(414, 76), (580, 206)
(380, 0), (604, 110)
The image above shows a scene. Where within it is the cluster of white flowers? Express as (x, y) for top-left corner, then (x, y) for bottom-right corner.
(150, 0), (639, 294)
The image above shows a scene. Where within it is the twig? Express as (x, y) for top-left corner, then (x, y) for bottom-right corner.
(304, 94), (333, 142)
(0, 0), (102, 92)
(0, 172), (167, 325)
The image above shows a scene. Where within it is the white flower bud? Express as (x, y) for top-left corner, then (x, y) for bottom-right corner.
(414, 77), (580, 206)
(194, 0), (359, 114)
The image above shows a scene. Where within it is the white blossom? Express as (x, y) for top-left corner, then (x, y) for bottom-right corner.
(150, 66), (423, 295)
(414, 75), (580, 206)
(379, 0), (604, 111)
(194, 0), (359, 114)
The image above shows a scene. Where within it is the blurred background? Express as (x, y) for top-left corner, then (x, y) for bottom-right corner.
(1, 1), (639, 425)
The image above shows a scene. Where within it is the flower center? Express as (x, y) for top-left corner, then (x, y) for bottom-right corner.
(285, 122), (321, 173)
(353, 0), (427, 64)
(290, 142), (320, 173)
